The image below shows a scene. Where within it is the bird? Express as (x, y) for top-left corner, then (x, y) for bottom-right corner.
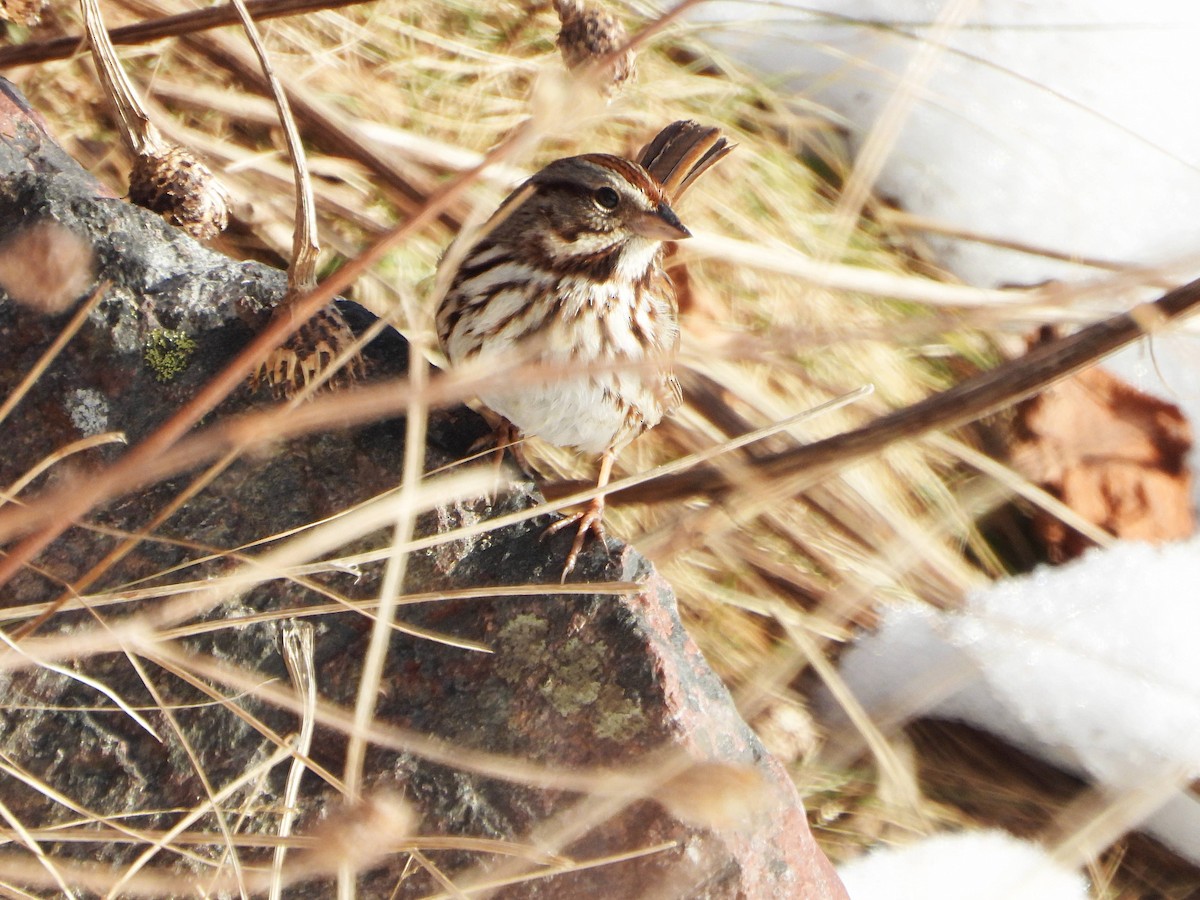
(436, 120), (732, 576)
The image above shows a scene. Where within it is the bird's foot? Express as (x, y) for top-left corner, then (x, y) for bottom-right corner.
(542, 494), (608, 582)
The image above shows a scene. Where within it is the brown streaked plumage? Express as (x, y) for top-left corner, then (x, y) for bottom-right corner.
(436, 120), (732, 577)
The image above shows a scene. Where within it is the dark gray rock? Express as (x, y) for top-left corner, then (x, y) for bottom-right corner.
(0, 79), (845, 898)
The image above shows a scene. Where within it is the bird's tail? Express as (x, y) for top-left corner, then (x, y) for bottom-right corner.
(637, 119), (734, 200)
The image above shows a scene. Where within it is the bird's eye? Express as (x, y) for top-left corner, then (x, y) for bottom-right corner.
(593, 186), (620, 210)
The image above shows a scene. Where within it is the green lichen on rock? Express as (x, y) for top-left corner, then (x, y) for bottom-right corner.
(542, 637), (645, 740)
(540, 636), (603, 714)
(143, 328), (196, 382)
(593, 691), (645, 741)
(494, 614), (551, 683)
(495, 619), (647, 741)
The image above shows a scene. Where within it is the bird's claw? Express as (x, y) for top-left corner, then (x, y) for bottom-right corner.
(542, 496), (607, 582)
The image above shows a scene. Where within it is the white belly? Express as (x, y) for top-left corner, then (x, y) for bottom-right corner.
(479, 377), (632, 455)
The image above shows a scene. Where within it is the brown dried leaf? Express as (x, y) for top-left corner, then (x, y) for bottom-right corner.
(1009, 354), (1194, 561)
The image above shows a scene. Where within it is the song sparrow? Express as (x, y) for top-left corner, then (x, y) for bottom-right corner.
(437, 120), (732, 576)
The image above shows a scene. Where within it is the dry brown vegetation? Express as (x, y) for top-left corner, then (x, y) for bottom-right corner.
(3, 1), (1200, 896)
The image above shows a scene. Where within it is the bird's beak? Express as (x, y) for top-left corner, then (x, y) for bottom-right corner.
(631, 202), (691, 241)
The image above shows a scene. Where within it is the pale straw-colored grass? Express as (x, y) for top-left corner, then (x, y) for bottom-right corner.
(7, 1), (1197, 896)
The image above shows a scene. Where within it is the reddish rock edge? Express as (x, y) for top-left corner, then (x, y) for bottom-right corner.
(0, 80), (846, 897)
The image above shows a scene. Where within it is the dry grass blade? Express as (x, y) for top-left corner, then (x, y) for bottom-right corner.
(928, 433), (1116, 549)
(0, 796), (75, 899)
(270, 621), (316, 900)
(106, 743), (294, 897)
(119, 653), (250, 896)
(823, 0), (976, 259)
(226, 0), (319, 290)
(1047, 767), (1196, 869)
(775, 604), (928, 824)
(0, 0), (374, 68)
(0, 582), (641, 635)
(0, 281), (106, 429)
(2, 433), (127, 503)
(0, 631), (159, 741)
(79, 0), (156, 158)
(876, 206), (1155, 278)
(686, 232), (1024, 306)
(340, 346), (430, 896)
(0, 750), (218, 870)
(409, 848), (468, 900)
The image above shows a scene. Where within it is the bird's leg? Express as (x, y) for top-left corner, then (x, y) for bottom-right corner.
(463, 420), (530, 504)
(467, 415), (532, 502)
(543, 448), (616, 581)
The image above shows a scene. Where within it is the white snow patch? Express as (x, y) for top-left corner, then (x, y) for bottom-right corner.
(840, 830), (1094, 900)
(691, 1), (1200, 288)
(838, 830), (1089, 900)
(830, 538), (1200, 863)
(949, 541), (1200, 788)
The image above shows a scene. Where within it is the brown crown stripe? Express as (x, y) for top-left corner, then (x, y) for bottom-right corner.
(575, 154), (667, 204)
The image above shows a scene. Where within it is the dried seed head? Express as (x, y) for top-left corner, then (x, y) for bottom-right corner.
(651, 762), (772, 830)
(0, 221), (95, 314)
(752, 699), (818, 765)
(251, 304), (368, 397)
(0, 0), (48, 26)
(128, 143), (231, 241)
(299, 791), (415, 876)
(553, 0), (636, 98)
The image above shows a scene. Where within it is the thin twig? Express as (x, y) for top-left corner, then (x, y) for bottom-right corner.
(120, 653), (250, 897)
(823, 0), (976, 260)
(79, 0), (161, 157)
(338, 347), (429, 897)
(227, 0), (319, 291)
(0, 795), (76, 899)
(0, 0), (373, 69)
(0, 282), (108, 430)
